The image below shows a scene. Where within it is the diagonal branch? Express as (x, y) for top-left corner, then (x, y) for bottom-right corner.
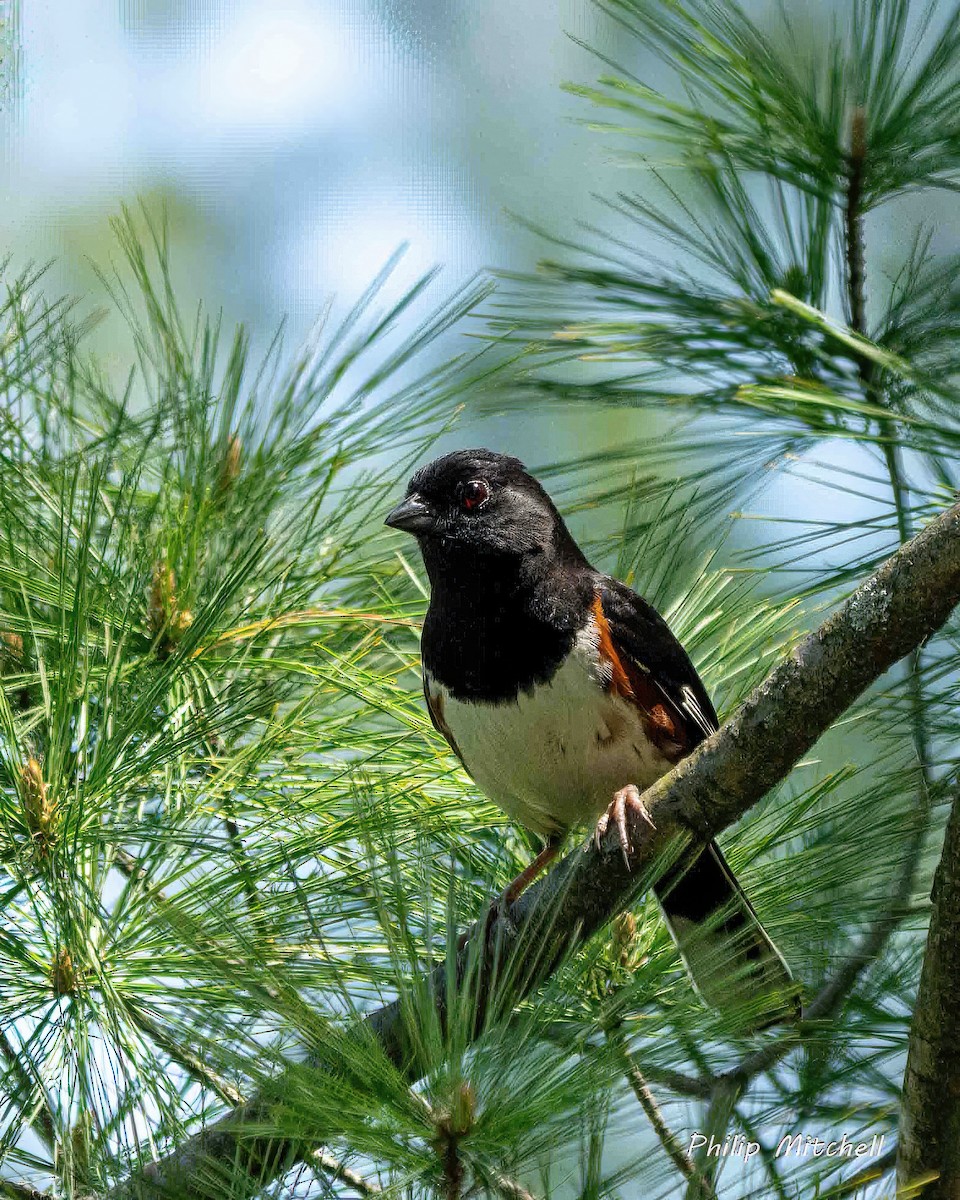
(0, 1030), (57, 1155)
(310, 1150), (381, 1197)
(107, 497), (960, 1200)
(686, 1078), (740, 1200)
(482, 1168), (539, 1200)
(609, 1029), (715, 1199)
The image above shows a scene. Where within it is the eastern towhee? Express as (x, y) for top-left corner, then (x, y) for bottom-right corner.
(386, 448), (795, 1022)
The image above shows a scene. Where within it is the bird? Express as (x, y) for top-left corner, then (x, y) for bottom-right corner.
(385, 448), (796, 1023)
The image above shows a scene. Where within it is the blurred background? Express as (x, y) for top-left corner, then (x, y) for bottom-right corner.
(5, 0), (955, 560)
(0, 2), (827, 479)
(2, 0), (624, 349)
(1, 0), (951, 508)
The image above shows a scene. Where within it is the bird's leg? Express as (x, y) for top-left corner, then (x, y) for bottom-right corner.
(501, 836), (563, 906)
(461, 837), (563, 952)
(595, 784), (656, 869)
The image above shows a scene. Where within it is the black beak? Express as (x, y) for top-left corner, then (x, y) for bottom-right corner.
(384, 493), (435, 535)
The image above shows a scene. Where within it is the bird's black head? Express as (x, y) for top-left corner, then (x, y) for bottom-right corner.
(385, 448), (586, 582)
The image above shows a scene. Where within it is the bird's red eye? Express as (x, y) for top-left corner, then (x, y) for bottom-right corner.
(461, 479), (489, 511)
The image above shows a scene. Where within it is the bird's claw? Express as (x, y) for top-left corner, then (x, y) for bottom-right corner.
(456, 887), (515, 953)
(594, 784), (656, 870)
(485, 887), (517, 940)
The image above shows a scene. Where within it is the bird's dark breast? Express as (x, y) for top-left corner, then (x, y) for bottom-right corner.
(421, 599), (583, 702)
(422, 566), (600, 705)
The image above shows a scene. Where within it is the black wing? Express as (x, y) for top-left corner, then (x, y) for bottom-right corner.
(597, 576), (718, 749)
(599, 578), (797, 1025)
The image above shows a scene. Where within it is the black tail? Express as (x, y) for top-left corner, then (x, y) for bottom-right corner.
(654, 841), (799, 1027)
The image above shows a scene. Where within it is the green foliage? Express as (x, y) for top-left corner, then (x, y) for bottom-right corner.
(0, 2), (958, 1198)
(0, 210), (512, 1197)
(482, 1), (960, 1195)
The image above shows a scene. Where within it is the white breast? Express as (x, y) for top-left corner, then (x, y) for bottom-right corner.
(425, 626), (673, 838)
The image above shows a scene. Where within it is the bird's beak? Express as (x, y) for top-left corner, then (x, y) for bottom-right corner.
(384, 493), (435, 534)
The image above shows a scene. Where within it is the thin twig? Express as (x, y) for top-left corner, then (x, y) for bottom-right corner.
(483, 1168), (539, 1200)
(222, 810), (268, 936)
(844, 101), (934, 842)
(686, 1079), (741, 1200)
(843, 103), (948, 1198)
(633, 1062), (713, 1100)
(310, 1149), (381, 1196)
(0, 1030), (57, 1153)
(614, 1036), (715, 1199)
(122, 1002), (243, 1106)
(737, 1112), (789, 1200)
(659, 100), (943, 1122)
(111, 885), (371, 1199)
(898, 789), (960, 1195)
(114, 845), (284, 1007)
(189, 674), (270, 943)
(845, 107), (868, 341)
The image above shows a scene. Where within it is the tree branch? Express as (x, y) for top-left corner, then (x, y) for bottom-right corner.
(122, 1002), (244, 1107)
(843, 103), (936, 1021)
(685, 1079), (740, 1200)
(0, 1030), (57, 1154)
(897, 788), (960, 1196)
(845, 106), (868, 345)
(482, 1167), (539, 1200)
(854, 101), (952, 1184)
(310, 1150), (381, 1197)
(737, 1113), (789, 1200)
(107, 496), (960, 1200)
(667, 122), (944, 1109)
(610, 1031), (715, 1199)
(0, 1184), (55, 1200)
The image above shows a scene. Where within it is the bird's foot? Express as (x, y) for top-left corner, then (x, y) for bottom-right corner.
(594, 784), (656, 870)
(484, 886), (516, 941)
(476, 881), (524, 948)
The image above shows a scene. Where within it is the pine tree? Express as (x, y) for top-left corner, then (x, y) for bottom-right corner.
(0, 2), (959, 1198)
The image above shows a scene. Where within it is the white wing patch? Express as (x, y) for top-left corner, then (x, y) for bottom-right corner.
(680, 684), (717, 739)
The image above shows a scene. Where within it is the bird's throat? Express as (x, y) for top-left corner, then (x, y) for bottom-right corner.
(420, 554), (593, 703)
